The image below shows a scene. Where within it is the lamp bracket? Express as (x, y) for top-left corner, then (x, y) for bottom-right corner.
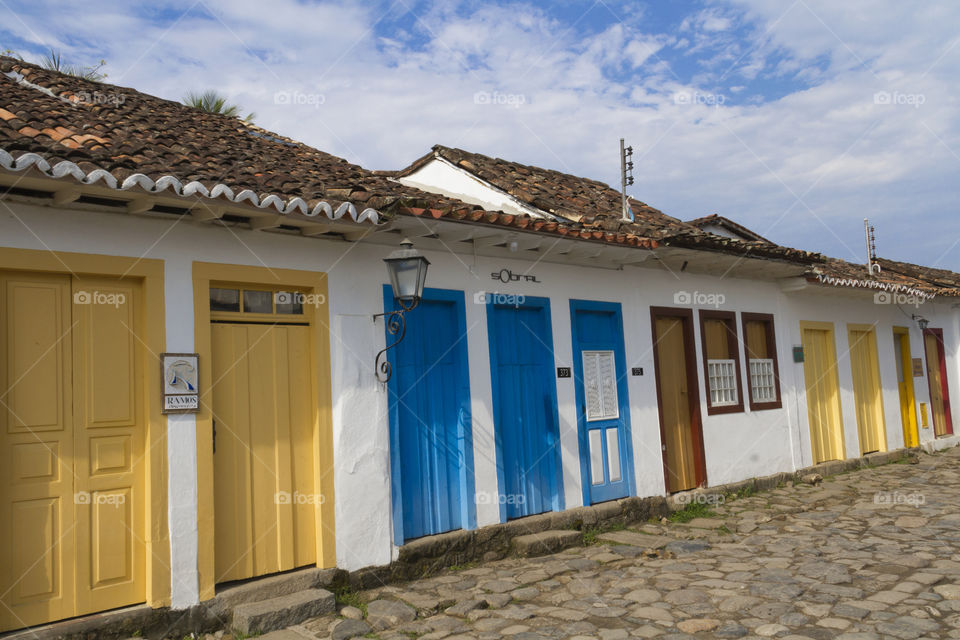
(373, 309), (407, 383)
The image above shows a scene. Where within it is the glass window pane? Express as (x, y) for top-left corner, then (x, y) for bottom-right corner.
(275, 291), (303, 315)
(210, 288), (240, 312)
(243, 289), (273, 314)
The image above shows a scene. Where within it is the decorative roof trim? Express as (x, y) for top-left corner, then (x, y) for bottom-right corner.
(0, 147), (381, 225)
(812, 272), (936, 300)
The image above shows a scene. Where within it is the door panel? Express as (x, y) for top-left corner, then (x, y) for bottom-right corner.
(0, 274), (75, 631)
(212, 323), (316, 582)
(571, 301), (633, 504)
(487, 298), (562, 520)
(387, 288), (474, 543)
(924, 329), (954, 437)
(893, 330), (919, 448)
(654, 317), (700, 493)
(73, 278), (144, 615)
(801, 326), (844, 463)
(848, 327), (886, 455)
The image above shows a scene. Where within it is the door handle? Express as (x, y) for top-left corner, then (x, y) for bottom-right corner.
(212, 419), (216, 454)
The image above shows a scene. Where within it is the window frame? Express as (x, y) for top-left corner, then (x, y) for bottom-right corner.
(741, 312), (783, 411)
(698, 309), (745, 415)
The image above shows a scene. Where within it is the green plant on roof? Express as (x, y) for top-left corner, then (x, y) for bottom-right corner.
(183, 90), (256, 122)
(40, 49), (107, 82)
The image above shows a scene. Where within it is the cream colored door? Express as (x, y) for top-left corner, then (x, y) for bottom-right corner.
(212, 323), (316, 583)
(801, 325), (845, 463)
(655, 317), (697, 492)
(0, 274), (145, 632)
(848, 326), (887, 454)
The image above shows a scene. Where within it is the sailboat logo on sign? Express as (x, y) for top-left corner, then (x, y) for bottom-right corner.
(161, 353), (200, 413)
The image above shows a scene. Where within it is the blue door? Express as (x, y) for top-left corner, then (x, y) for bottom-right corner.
(385, 287), (476, 544)
(570, 300), (634, 504)
(487, 296), (564, 521)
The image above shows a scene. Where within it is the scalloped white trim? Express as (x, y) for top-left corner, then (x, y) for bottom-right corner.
(0, 146), (380, 225)
(814, 272), (935, 300)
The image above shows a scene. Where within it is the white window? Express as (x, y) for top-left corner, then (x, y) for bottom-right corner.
(707, 358), (738, 406)
(749, 358), (776, 403)
(582, 350), (619, 422)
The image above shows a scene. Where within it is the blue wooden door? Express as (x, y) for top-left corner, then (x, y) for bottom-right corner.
(570, 300), (634, 504)
(385, 287), (475, 544)
(486, 296), (563, 521)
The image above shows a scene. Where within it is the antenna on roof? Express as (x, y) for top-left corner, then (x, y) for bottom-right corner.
(620, 138), (634, 222)
(864, 218), (881, 275)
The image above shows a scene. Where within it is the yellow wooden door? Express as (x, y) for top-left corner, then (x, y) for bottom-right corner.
(893, 330), (918, 447)
(0, 274), (145, 632)
(212, 323), (316, 583)
(848, 327), (887, 454)
(71, 277), (145, 616)
(0, 274), (75, 631)
(801, 325), (844, 463)
(655, 317), (697, 492)
(925, 333), (949, 437)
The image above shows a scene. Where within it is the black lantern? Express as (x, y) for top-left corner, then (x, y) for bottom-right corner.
(374, 239), (430, 382)
(913, 314), (930, 331)
(383, 238), (430, 311)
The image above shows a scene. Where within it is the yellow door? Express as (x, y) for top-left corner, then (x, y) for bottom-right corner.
(893, 329), (918, 447)
(848, 326), (887, 454)
(212, 323), (316, 583)
(925, 332), (951, 437)
(655, 317), (698, 492)
(0, 274), (145, 632)
(801, 324), (845, 463)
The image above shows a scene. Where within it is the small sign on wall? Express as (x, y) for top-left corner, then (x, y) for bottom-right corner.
(557, 367), (572, 378)
(912, 358), (924, 377)
(792, 346), (804, 363)
(162, 353), (199, 414)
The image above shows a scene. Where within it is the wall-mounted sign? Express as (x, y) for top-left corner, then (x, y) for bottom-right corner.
(792, 346), (804, 363)
(912, 357), (924, 377)
(162, 353), (199, 414)
(492, 268), (540, 284)
(557, 367), (571, 378)
(631, 367), (644, 376)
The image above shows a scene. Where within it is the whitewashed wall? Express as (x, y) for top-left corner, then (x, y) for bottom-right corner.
(2, 201), (956, 608)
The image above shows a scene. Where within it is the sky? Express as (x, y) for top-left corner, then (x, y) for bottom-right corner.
(1, 0), (958, 270)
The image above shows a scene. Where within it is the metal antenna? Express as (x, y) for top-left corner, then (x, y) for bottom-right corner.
(620, 138), (634, 221)
(864, 218), (880, 275)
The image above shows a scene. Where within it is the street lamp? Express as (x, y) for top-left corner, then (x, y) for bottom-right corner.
(912, 314), (930, 331)
(374, 239), (430, 382)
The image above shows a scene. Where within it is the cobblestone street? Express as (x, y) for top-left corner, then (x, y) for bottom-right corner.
(280, 447), (960, 640)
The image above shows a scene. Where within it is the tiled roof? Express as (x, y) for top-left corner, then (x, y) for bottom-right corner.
(396, 145), (690, 232)
(0, 58), (661, 249)
(395, 145), (823, 264)
(809, 258), (960, 299)
(0, 57), (494, 223)
(686, 213), (773, 244)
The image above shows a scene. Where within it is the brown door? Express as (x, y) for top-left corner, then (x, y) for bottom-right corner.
(651, 308), (705, 492)
(924, 328), (954, 437)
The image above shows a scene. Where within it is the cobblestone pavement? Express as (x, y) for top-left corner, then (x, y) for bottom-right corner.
(290, 447), (960, 640)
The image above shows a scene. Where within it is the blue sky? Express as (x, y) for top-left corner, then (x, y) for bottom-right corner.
(2, 0), (958, 269)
